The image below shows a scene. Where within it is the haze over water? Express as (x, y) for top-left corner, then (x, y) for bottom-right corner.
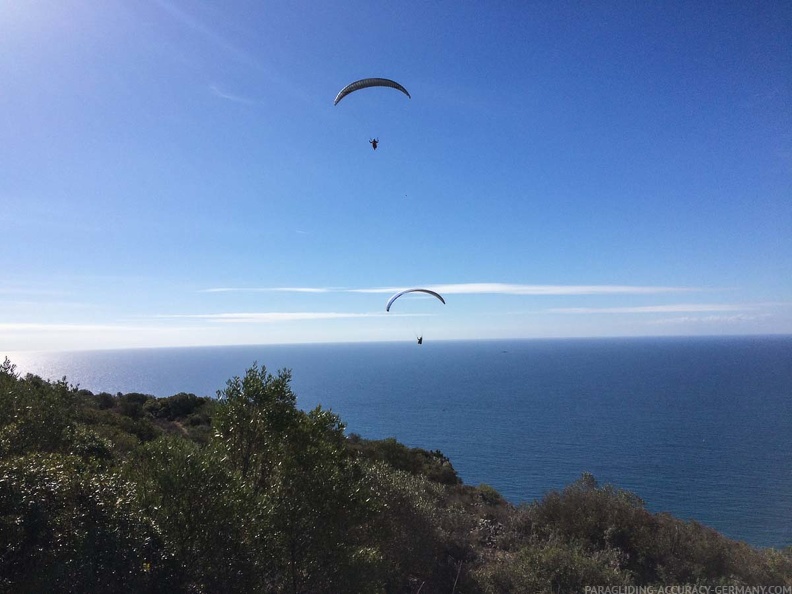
(6, 335), (791, 549)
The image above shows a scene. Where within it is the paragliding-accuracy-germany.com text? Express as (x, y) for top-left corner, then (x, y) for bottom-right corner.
(583, 584), (792, 594)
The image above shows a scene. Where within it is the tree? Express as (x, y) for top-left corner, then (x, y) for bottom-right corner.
(126, 436), (267, 592)
(264, 406), (382, 592)
(212, 364), (383, 592)
(213, 363), (297, 492)
(0, 360), (79, 458)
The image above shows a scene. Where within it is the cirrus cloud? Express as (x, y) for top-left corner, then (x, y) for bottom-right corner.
(154, 312), (387, 323)
(201, 283), (702, 296)
(546, 304), (750, 314)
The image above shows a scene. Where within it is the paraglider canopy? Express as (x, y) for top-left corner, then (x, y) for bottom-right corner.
(334, 78), (411, 105)
(385, 288), (446, 312)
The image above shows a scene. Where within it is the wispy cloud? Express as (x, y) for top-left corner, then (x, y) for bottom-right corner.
(648, 314), (773, 325)
(155, 312), (386, 323)
(398, 284), (699, 296)
(201, 287), (339, 294)
(209, 85), (254, 105)
(546, 304), (750, 314)
(201, 283), (701, 296)
(152, 0), (311, 105)
(153, 0), (260, 69)
(0, 287), (66, 297)
(0, 322), (156, 333)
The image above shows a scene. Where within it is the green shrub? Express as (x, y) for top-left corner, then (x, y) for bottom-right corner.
(474, 537), (631, 594)
(349, 435), (461, 485)
(0, 453), (169, 593)
(125, 437), (265, 592)
(526, 473), (792, 586)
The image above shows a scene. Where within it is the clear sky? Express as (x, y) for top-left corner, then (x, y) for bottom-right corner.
(2, 1), (790, 352)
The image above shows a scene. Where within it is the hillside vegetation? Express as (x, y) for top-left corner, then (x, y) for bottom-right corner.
(1, 357), (790, 593)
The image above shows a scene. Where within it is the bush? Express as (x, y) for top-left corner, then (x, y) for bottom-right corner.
(349, 435), (461, 485)
(0, 453), (169, 593)
(0, 366), (79, 458)
(474, 537), (630, 594)
(126, 437), (265, 592)
(363, 462), (480, 593)
(526, 473), (792, 586)
(94, 392), (116, 410)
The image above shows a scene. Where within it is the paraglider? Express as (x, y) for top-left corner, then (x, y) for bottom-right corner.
(333, 78), (411, 105)
(335, 78), (410, 150)
(385, 288), (446, 312)
(386, 288), (445, 344)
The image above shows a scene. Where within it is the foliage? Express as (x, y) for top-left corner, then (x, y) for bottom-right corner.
(1, 358), (790, 593)
(125, 437), (265, 592)
(348, 434), (461, 485)
(474, 537), (631, 594)
(0, 359), (79, 458)
(213, 364), (383, 592)
(522, 473), (792, 587)
(363, 462), (479, 593)
(143, 392), (212, 421)
(213, 363), (299, 491)
(0, 453), (168, 593)
(477, 483), (506, 506)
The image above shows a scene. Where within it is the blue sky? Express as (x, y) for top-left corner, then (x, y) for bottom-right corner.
(2, 1), (790, 351)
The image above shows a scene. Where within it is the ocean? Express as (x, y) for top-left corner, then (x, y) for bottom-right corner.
(4, 335), (791, 549)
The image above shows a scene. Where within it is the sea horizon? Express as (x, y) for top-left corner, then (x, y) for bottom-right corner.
(6, 331), (792, 357)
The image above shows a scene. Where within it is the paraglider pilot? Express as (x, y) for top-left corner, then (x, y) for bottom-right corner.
(369, 138), (378, 150)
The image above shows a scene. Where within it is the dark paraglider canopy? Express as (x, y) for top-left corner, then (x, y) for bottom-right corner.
(334, 78), (411, 105)
(385, 288), (446, 312)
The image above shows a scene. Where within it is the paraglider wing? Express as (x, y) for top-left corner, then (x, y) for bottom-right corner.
(385, 288), (446, 312)
(334, 78), (411, 105)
